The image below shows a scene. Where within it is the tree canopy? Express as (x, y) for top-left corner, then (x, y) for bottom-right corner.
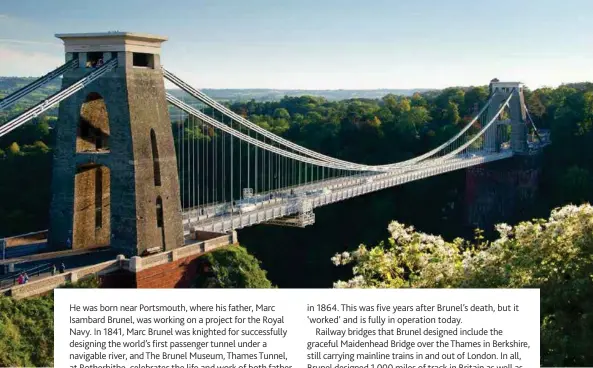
(331, 203), (593, 366)
(0, 275), (100, 367)
(194, 245), (273, 288)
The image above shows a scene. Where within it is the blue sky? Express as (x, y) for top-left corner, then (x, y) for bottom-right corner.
(1, 0), (592, 89)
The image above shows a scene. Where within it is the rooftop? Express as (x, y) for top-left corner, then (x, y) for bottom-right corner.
(490, 81), (523, 84)
(54, 31), (168, 54)
(55, 31), (168, 42)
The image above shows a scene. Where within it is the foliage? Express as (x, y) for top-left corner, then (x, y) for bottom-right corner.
(528, 84), (593, 209)
(1, 73), (593, 365)
(0, 117), (53, 237)
(194, 245), (273, 288)
(332, 204), (593, 366)
(2, 76), (593, 290)
(0, 78), (61, 126)
(4, 79), (591, 237)
(557, 165), (593, 204)
(0, 275), (98, 367)
(60, 274), (101, 289)
(172, 82), (593, 289)
(0, 295), (54, 367)
(225, 87), (488, 166)
(8, 142), (21, 156)
(168, 87), (433, 103)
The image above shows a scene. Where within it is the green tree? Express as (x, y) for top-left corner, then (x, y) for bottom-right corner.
(463, 86), (488, 115)
(272, 118), (290, 135)
(273, 108), (290, 120)
(36, 119), (51, 138)
(0, 275), (99, 367)
(410, 92), (427, 107)
(332, 204), (593, 367)
(0, 296), (53, 367)
(444, 101), (460, 125)
(61, 275), (101, 289)
(382, 94), (399, 110)
(557, 166), (592, 203)
(527, 91), (547, 120)
(404, 106), (431, 130)
(33, 141), (50, 153)
(8, 142), (21, 156)
(194, 246), (273, 288)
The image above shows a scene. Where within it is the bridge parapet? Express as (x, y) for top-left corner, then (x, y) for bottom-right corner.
(4, 232), (235, 298)
(2, 230), (48, 248)
(7, 257), (124, 299)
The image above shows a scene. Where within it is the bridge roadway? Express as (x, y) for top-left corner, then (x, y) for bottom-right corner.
(181, 153), (462, 225)
(185, 150), (513, 234)
(182, 150), (510, 227)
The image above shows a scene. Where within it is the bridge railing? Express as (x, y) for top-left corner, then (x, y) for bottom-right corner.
(0, 262), (54, 288)
(1, 229), (49, 260)
(1, 229), (48, 244)
(6, 258), (124, 299)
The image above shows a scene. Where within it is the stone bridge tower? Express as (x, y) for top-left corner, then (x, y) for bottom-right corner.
(466, 80), (540, 231)
(484, 80), (528, 154)
(49, 32), (183, 257)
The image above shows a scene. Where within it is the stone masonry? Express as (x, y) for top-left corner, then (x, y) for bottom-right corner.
(484, 81), (528, 154)
(48, 33), (183, 257)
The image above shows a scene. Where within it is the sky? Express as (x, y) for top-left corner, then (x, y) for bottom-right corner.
(1, 0), (592, 90)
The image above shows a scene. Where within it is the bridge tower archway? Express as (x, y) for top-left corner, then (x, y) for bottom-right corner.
(484, 80), (528, 154)
(77, 92), (110, 153)
(72, 163), (111, 249)
(48, 32), (183, 257)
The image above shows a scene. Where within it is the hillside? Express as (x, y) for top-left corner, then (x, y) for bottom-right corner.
(171, 88), (434, 102)
(0, 76), (434, 127)
(0, 76), (431, 121)
(0, 77), (61, 123)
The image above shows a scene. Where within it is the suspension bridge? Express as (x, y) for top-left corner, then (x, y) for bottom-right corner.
(0, 32), (549, 259)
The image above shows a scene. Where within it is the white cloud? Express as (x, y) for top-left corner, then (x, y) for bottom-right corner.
(0, 47), (63, 77)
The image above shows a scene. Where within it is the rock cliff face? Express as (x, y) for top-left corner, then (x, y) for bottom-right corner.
(465, 154), (542, 230)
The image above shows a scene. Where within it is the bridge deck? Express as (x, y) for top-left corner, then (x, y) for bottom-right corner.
(186, 151), (513, 233)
